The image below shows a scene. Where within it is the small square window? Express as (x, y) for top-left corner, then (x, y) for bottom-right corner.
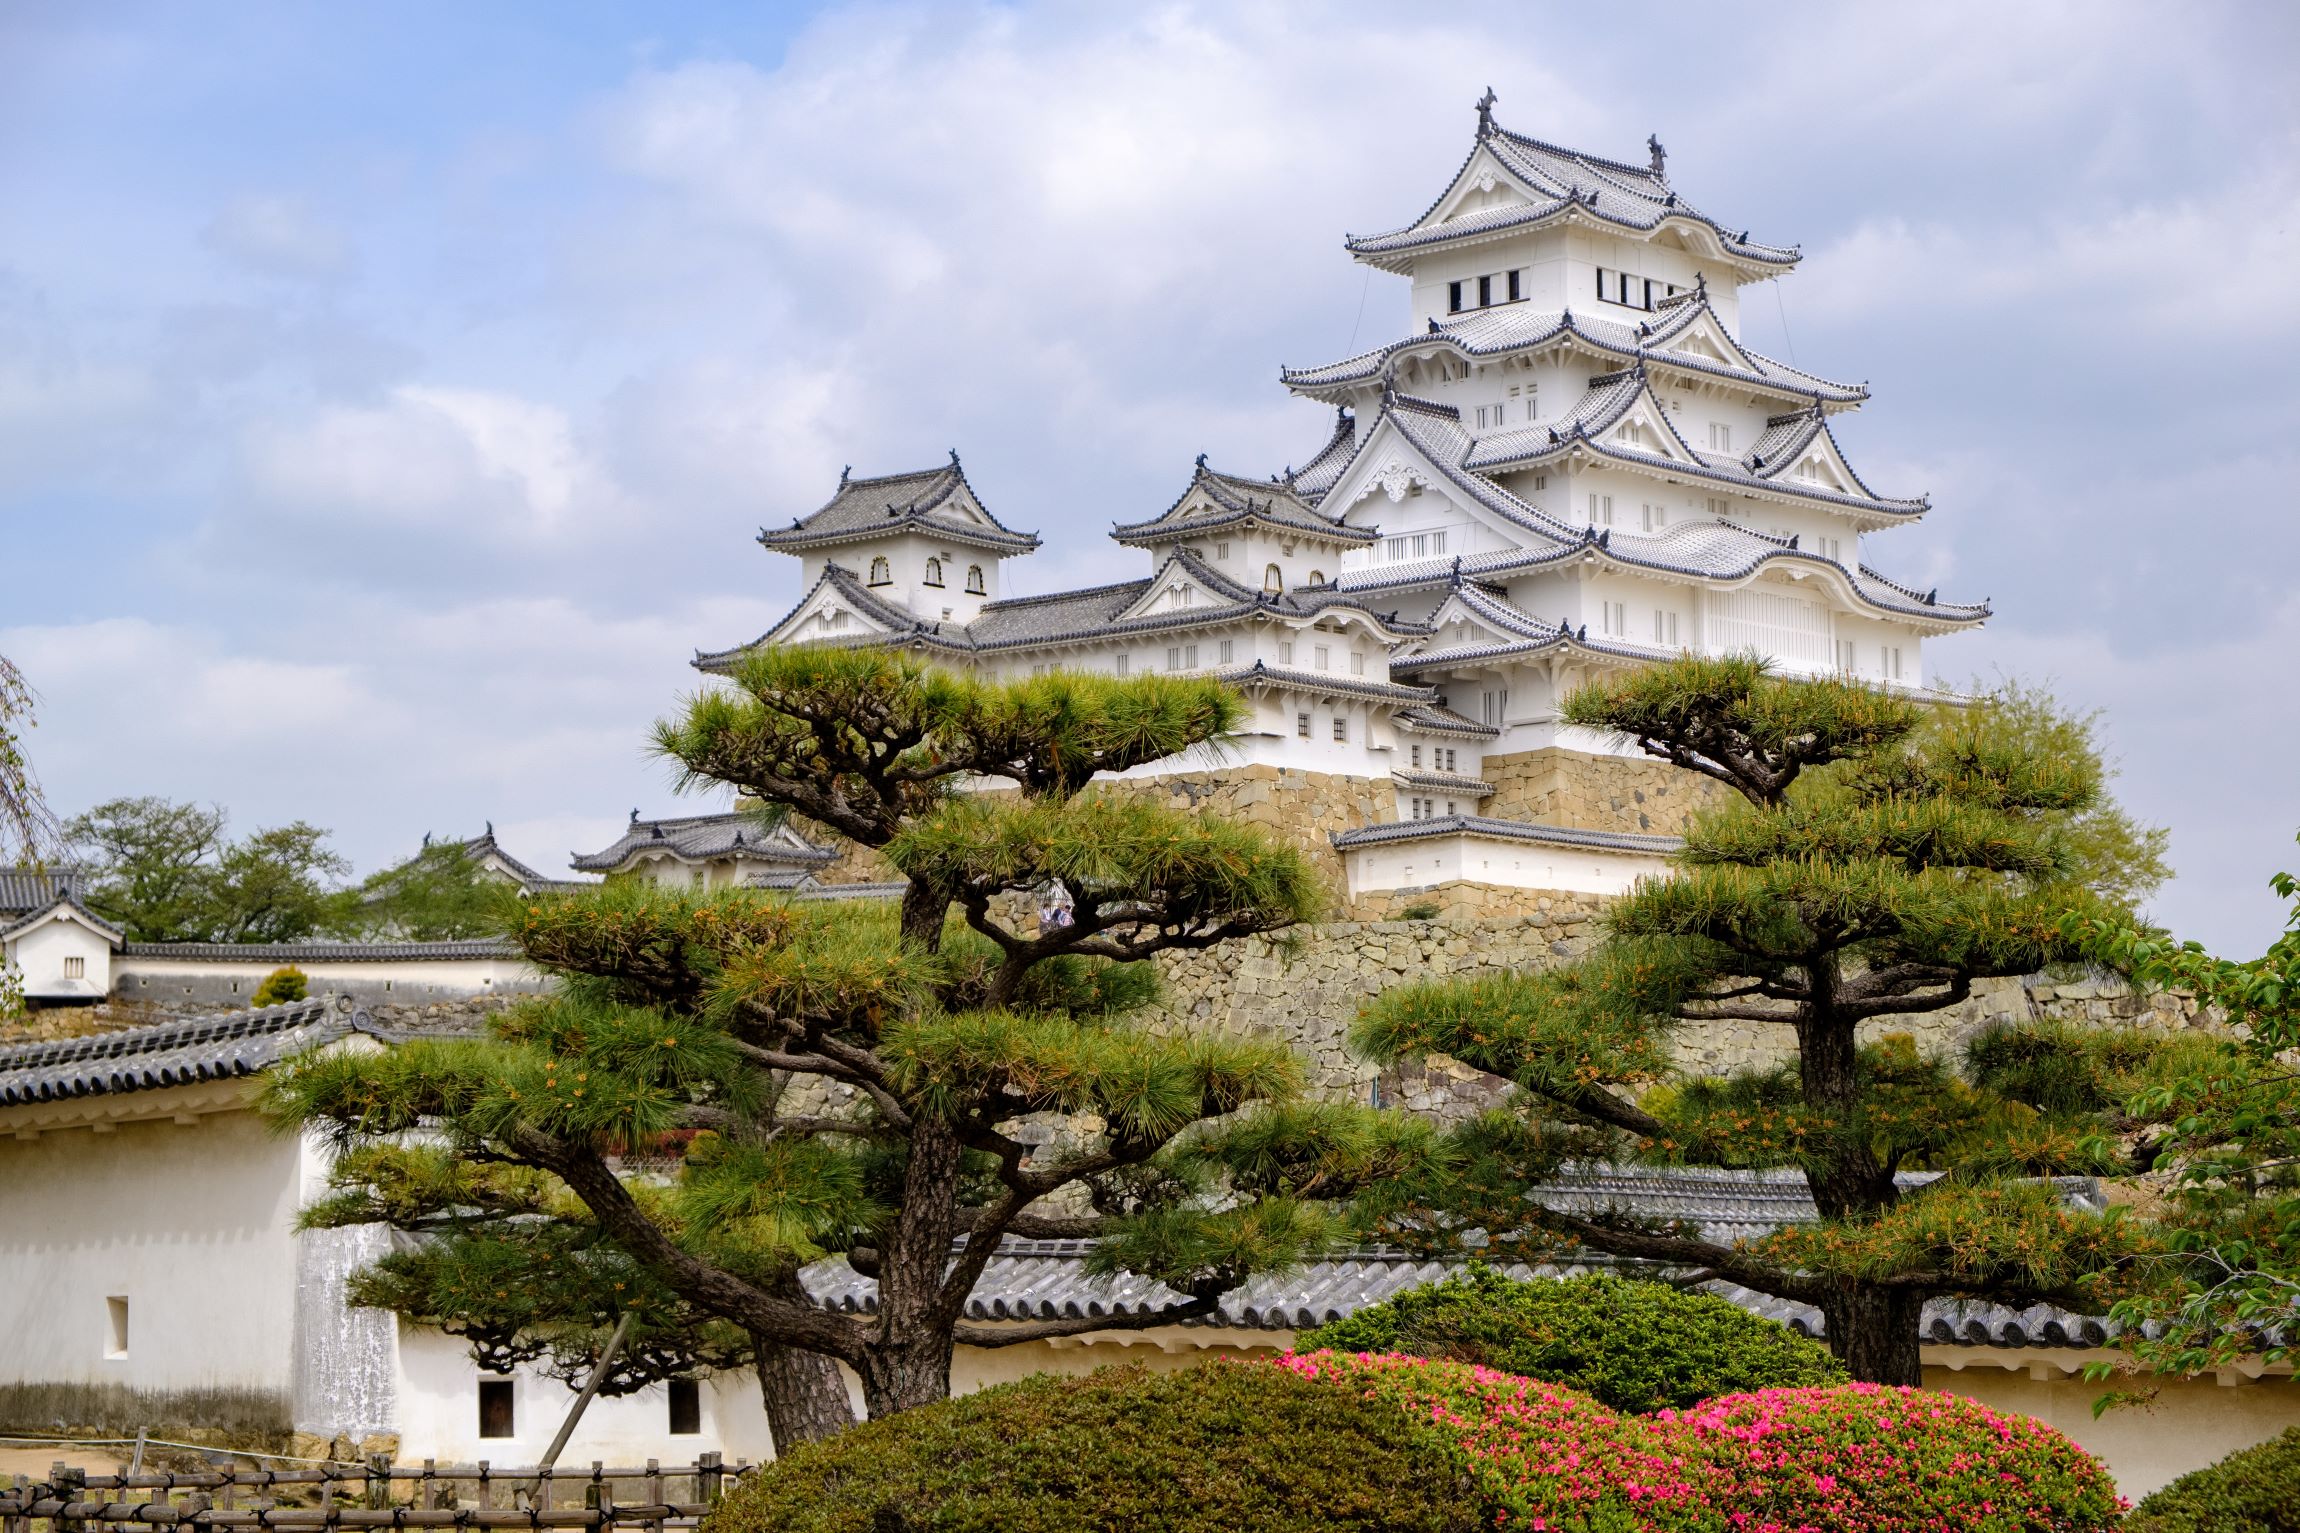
(1332, 716), (1348, 742)
(1279, 641), (1295, 664)
(1313, 645), (1330, 671)
(479, 1378), (515, 1439)
(64, 955), (85, 979)
(668, 1379), (702, 1436)
(1350, 652), (1364, 676)
(1297, 712), (1311, 739)
(1218, 639), (1234, 664)
(105, 1296), (128, 1359)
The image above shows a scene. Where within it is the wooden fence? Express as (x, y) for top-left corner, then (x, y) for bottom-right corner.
(0, 1454), (752, 1533)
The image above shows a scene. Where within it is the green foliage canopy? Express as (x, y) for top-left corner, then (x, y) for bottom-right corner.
(2125, 1425), (2300, 1533)
(1351, 656), (2171, 1384)
(66, 796), (348, 943)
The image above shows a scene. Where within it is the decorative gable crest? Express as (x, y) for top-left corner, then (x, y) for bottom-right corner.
(1355, 459), (1426, 504)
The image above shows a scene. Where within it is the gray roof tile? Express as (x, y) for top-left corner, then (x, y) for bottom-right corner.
(756, 458), (1039, 555)
(570, 811), (835, 874)
(0, 998), (363, 1106)
(1331, 814), (1679, 855)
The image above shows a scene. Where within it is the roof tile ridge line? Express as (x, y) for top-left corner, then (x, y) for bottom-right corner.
(1493, 129), (1797, 259)
(1853, 557), (1970, 611)
(1385, 391), (1462, 419)
(1386, 407), (1586, 545)
(936, 455), (1039, 542)
(1561, 434), (1926, 517)
(978, 573), (1157, 611)
(1490, 123), (1660, 186)
(1811, 412), (1915, 506)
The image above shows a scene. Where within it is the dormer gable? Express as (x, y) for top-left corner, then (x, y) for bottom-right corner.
(1430, 145), (1544, 227)
(761, 564), (911, 646)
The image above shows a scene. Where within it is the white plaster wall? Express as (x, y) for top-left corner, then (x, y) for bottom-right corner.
(1343, 833), (1667, 897)
(0, 1100), (301, 1392)
(7, 915), (114, 1000)
(116, 954), (535, 1001)
(392, 1328), (777, 1467)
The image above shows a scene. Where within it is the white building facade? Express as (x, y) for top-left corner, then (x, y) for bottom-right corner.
(700, 103), (1983, 899)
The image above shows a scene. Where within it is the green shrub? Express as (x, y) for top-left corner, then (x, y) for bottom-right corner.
(1399, 902), (1441, 921)
(2126, 1425), (2300, 1531)
(251, 966), (308, 1007)
(1298, 1267), (1845, 1413)
(707, 1363), (1475, 1533)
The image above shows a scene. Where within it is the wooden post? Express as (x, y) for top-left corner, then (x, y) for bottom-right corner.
(694, 1454), (720, 1510)
(591, 1477), (614, 1533)
(56, 1463), (86, 1533)
(475, 1463), (491, 1513)
(531, 1313), (634, 1504)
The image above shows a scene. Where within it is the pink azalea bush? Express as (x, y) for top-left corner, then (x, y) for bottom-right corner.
(1272, 1352), (2126, 1532)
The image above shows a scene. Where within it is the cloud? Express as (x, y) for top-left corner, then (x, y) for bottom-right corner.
(203, 194), (352, 279)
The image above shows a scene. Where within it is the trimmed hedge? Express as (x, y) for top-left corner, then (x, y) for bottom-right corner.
(1279, 1351), (2127, 1531)
(1298, 1266), (1845, 1413)
(2126, 1425), (2300, 1532)
(705, 1362), (1476, 1533)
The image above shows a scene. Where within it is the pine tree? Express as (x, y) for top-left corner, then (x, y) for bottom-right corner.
(268, 648), (1418, 1434)
(1353, 656), (2160, 1383)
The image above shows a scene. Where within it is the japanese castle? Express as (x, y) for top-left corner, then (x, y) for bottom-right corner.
(697, 97), (1984, 900)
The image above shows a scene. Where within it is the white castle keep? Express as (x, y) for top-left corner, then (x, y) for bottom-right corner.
(697, 98), (1983, 900)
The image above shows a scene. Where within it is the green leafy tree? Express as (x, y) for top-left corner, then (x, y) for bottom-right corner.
(1353, 657), (2162, 1384)
(268, 650), (1415, 1436)
(2074, 835), (2300, 1382)
(346, 840), (509, 939)
(1, 654), (58, 1018)
(66, 798), (348, 942)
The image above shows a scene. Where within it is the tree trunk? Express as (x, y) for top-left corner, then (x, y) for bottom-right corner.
(1819, 1282), (1925, 1385)
(855, 1335), (957, 1420)
(750, 1331), (856, 1451)
(898, 879), (945, 952)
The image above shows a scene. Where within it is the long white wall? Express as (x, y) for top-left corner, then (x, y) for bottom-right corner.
(0, 1093), (303, 1393)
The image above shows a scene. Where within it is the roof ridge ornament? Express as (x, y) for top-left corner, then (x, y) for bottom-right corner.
(840, 465), (851, 486)
(1195, 451), (1208, 472)
(1475, 86), (1497, 138)
(1648, 134), (1667, 181)
(948, 448), (961, 467)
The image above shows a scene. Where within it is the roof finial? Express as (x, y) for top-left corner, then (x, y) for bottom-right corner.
(1428, 316), (1440, 334)
(1695, 271), (1707, 296)
(1336, 403), (1351, 425)
(839, 464), (851, 485)
(948, 448), (961, 466)
(422, 831), (431, 848)
(1450, 555), (1463, 584)
(1647, 134), (1667, 180)
(1194, 451), (1208, 472)
(484, 819), (493, 836)
(1475, 87), (1497, 137)
(630, 807), (640, 822)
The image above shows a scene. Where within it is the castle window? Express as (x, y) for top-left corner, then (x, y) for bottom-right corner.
(1601, 601), (1628, 637)
(1836, 640), (1857, 674)
(1507, 269), (1522, 302)
(1313, 645), (1330, 671)
(1440, 748), (1457, 772)
(1167, 647), (1181, 671)
(1332, 716), (1349, 742)
(1411, 744), (1423, 768)
(1219, 639), (1234, 663)
(1641, 502), (1663, 531)
(1477, 274), (1492, 307)
(868, 556), (891, 586)
(1884, 646), (1905, 681)
(1350, 651), (1364, 676)
(1707, 496), (1731, 519)
(1115, 653), (1129, 675)
(1297, 712), (1311, 738)
(965, 565), (985, 594)
(1708, 423), (1732, 452)
(1587, 494), (1613, 525)
(106, 1296), (129, 1359)
(1798, 459), (1820, 483)
(923, 558), (944, 587)
(64, 955), (85, 979)
(1279, 641), (1295, 663)
(668, 1380), (702, 1436)
(1447, 280), (1464, 313)
(479, 1378), (515, 1439)
(1653, 610), (1679, 645)
(1309, 570), (1325, 585)
(1216, 541), (1231, 560)
(1264, 563), (1283, 594)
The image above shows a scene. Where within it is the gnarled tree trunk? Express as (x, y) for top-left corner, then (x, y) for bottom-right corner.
(1819, 1282), (1925, 1385)
(751, 1331), (856, 1451)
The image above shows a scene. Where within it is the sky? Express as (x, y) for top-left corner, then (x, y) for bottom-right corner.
(2, 0), (2297, 953)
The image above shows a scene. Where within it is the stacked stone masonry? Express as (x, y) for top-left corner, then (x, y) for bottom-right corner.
(1481, 747), (1728, 835)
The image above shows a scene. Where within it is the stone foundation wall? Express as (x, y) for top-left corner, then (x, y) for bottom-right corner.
(1482, 746), (1726, 835)
(1148, 910), (2206, 1122)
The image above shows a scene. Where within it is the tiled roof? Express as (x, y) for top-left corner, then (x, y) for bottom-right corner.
(796, 1167), (2120, 1350)
(1213, 661), (1437, 704)
(455, 828), (563, 891)
(1390, 769), (1493, 798)
(1111, 459), (1375, 547)
(570, 811), (836, 874)
(1347, 115), (1798, 272)
(0, 867), (87, 916)
(697, 562), (946, 672)
(1394, 704), (1500, 739)
(1283, 297), (1863, 404)
(755, 458), (1039, 555)
(123, 939), (520, 961)
(1332, 815), (1681, 855)
(0, 998), (370, 1107)
(0, 891), (125, 946)
(1289, 411), (1361, 503)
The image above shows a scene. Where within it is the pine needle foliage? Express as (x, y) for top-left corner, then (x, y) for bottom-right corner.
(1353, 656), (2176, 1384)
(268, 653), (1388, 1428)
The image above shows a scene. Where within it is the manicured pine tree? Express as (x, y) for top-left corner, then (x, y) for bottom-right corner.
(1354, 655), (2163, 1384)
(270, 648), (1420, 1437)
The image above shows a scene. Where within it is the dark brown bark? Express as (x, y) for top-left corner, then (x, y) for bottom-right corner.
(750, 1330), (856, 1450)
(1819, 1281), (1926, 1385)
(898, 879), (945, 951)
(859, 1112), (966, 1417)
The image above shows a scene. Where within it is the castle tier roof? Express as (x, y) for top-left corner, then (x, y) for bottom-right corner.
(1288, 410), (1361, 504)
(1346, 110), (1799, 274)
(1393, 704), (1500, 739)
(0, 866), (87, 916)
(1389, 578), (1665, 672)
(0, 997), (391, 1107)
(570, 811), (837, 873)
(700, 548), (1429, 673)
(755, 457), (1040, 556)
(1339, 397), (1985, 629)
(1461, 370), (1927, 525)
(1111, 456), (1375, 548)
(1282, 293), (1864, 405)
(1389, 768), (1494, 798)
